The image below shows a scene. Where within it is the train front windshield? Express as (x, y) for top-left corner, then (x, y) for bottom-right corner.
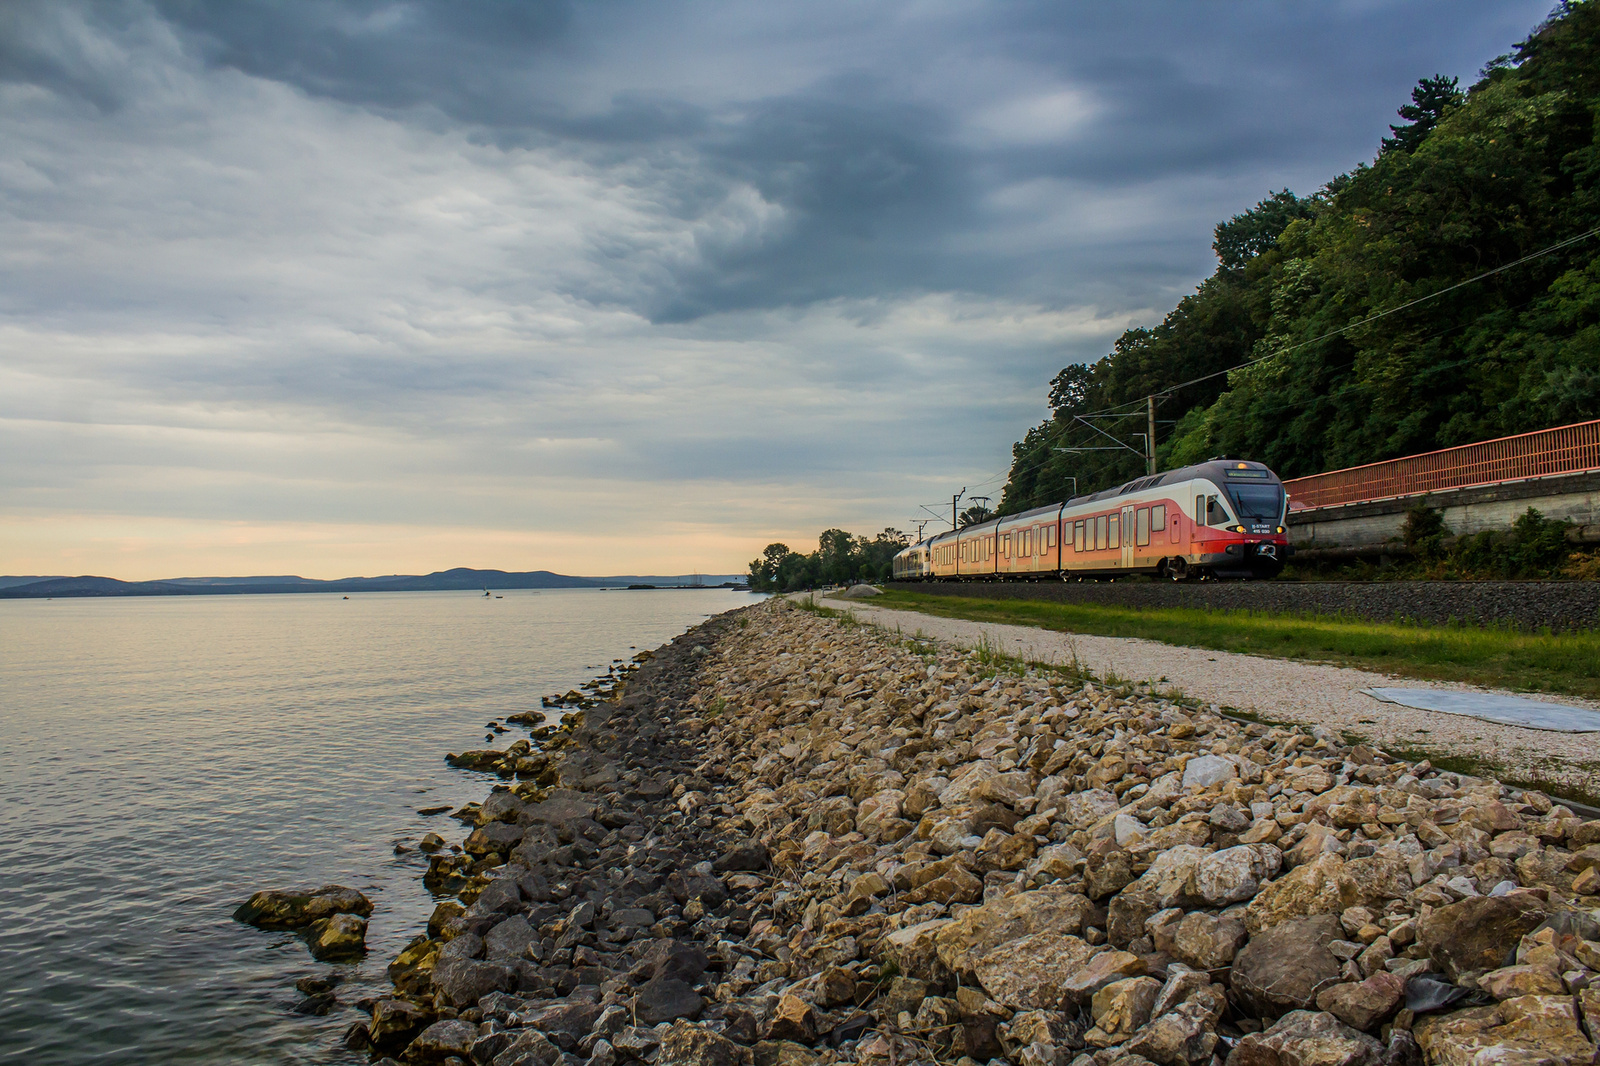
(1228, 484), (1286, 524)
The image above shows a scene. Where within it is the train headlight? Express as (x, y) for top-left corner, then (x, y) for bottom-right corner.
(1230, 524), (1245, 533)
(1276, 526), (1285, 534)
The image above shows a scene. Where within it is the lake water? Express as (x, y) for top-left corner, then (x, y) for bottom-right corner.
(0, 588), (758, 1065)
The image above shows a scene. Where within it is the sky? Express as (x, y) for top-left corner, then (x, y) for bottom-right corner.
(0, 0), (1557, 579)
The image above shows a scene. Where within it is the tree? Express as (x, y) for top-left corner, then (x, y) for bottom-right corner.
(1213, 189), (1316, 270)
(746, 543), (795, 591)
(1380, 74), (1463, 155)
(1048, 364), (1095, 414)
(958, 504), (993, 528)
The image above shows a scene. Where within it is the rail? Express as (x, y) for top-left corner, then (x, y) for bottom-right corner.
(1283, 419), (1600, 510)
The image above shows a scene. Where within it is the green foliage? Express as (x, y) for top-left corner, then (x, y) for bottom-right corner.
(1213, 189), (1317, 270)
(1299, 505), (1575, 580)
(1000, 4), (1600, 515)
(1402, 504), (1450, 561)
(747, 528), (907, 592)
(958, 504), (993, 528)
(1380, 74), (1465, 155)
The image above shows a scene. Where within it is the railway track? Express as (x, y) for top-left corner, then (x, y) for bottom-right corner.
(885, 578), (1600, 632)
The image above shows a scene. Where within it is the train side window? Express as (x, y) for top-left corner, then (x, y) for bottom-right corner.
(1074, 521), (1084, 552)
(1109, 515), (1120, 549)
(1195, 496), (1205, 528)
(1137, 507), (1150, 546)
(1207, 494), (1230, 526)
(1046, 526), (1056, 547)
(1096, 514), (1107, 549)
(1152, 504), (1165, 532)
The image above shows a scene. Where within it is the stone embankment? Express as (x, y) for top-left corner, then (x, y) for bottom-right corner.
(357, 599), (1600, 1066)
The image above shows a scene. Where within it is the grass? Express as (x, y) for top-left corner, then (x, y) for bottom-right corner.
(864, 589), (1600, 702)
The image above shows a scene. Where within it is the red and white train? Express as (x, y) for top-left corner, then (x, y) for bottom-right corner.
(892, 459), (1291, 582)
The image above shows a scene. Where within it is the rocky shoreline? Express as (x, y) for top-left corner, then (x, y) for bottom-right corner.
(327, 599), (1600, 1066)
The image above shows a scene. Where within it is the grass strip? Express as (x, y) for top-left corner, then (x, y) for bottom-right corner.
(865, 589), (1600, 702)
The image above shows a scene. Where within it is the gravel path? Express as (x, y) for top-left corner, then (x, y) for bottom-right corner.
(813, 593), (1600, 797)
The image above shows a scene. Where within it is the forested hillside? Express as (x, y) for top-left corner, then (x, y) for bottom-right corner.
(1001, 1), (1600, 513)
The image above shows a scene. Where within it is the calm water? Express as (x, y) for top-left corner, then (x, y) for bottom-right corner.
(0, 588), (757, 1065)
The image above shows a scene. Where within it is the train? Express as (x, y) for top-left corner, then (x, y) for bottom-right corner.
(891, 459), (1291, 582)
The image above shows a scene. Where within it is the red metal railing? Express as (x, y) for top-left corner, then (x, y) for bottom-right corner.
(1283, 419), (1600, 510)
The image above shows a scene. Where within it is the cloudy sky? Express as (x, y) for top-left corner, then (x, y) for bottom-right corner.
(0, 0), (1553, 579)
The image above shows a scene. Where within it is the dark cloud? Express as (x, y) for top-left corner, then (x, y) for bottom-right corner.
(0, 0), (1562, 573)
(154, 0), (575, 119)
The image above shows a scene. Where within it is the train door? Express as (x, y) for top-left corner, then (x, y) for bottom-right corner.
(1121, 506), (1134, 568)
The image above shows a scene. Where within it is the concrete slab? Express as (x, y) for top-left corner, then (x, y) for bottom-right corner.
(1361, 688), (1600, 733)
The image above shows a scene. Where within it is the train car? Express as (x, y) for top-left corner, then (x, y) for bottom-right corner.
(891, 540), (932, 580)
(995, 503), (1063, 580)
(1061, 458), (1288, 580)
(891, 458), (1289, 582)
(957, 517), (999, 579)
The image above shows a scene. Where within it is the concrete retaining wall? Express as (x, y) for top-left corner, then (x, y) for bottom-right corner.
(1288, 470), (1600, 554)
(885, 578), (1600, 632)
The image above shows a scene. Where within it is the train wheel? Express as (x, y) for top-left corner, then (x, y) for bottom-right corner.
(1166, 558), (1189, 582)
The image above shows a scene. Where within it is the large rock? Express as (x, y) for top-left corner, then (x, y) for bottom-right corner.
(1246, 854), (1355, 933)
(1417, 893), (1549, 980)
(512, 1000), (604, 1049)
(465, 820), (525, 856)
(484, 915), (536, 961)
(1225, 1010), (1382, 1066)
(855, 790), (907, 838)
(881, 919), (951, 981)
(1171, 911), (1247, 971)
(1001, 1010), (1085, 1056)
(430, 955), (515, 1008)
(630, 939), (710, 984)
(1057, 789), (1120, 829)
(656, 1021), (743, 1066)
(1124, 1006), (1218, 1066)
(233, 885), (373, 929)
(485, 1029), (561, 1066)
(1134, 845), (1210, 909)
(1413, 994), (1597, 1066)
(1057, 949), (1145, 1005)
(1230, 916), (1343, 1018)
(403, 1019), (479, 1063)
(1341, 852), (1412, 906)
(1086, 976), (1161, 1046)
(972, 933), (1098, 1010)
(933, 887), (1096, 978)
(634, 977), (704, 1025)
(765, 994), (817, 1043)
(1183, 754), (1238, 790)
(308, 913), (368, 959)
(369, 998), (433, 1053)
(1314, 973), (1404, 1033)
(905, 862), (984, 905)
(1192, 845), (1283, 906)
(1477, 964), (1566, 999)
(1086, 850), (1135, 901)
(520, 789), (599, 827)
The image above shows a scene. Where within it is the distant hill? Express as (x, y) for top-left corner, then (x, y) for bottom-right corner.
(0, 568), (602, 598)
(0, 568), (748, 599)
(0, 575), (66, 589)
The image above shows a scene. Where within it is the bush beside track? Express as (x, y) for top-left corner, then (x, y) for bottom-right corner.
(885, 579), (1600, 632)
